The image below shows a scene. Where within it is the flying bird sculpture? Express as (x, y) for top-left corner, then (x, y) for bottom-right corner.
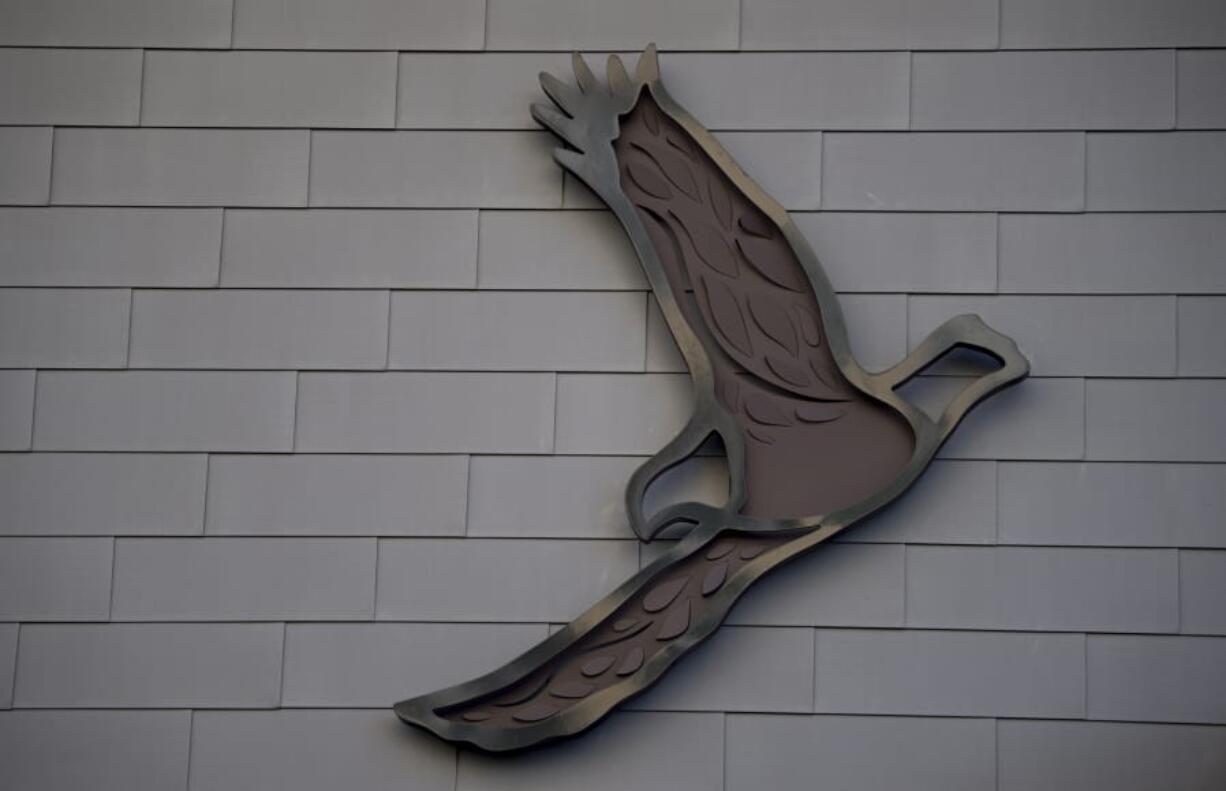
(396, 46), (1029, 752)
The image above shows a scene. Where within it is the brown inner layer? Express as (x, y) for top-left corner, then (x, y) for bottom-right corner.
(441, 530), (790, 729)
(438, 92), (918, 731)
(615, 94), (914, 519)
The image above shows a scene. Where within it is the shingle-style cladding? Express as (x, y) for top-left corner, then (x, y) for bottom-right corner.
(110, 537), (378, 620)
(1, 0), (1224, 785)
(0, 537), (114, 621)
(33, 371), (297, 451)
(0, 127), (50, 204)
(0, 625), (18, 708)
(130, 289), (390, 369)
(51, 128), (310, 207)
(0, 370), (35, 450)
(0, 711), (192, 791)
(0, 289), (131, 368)
(0, 208), (222, 287)
(0, 49), (142, 126)
(13, 623), (284, 708)
(0, 453), (207, 536)
(0, 0), (233, 48)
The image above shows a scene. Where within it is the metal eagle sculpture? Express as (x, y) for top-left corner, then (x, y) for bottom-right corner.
(396, 45), (1030, 752)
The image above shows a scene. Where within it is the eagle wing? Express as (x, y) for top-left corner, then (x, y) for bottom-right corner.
(533, 51), (920, 519)
(613, 95), (852, 405)
(531, 51), (852, 409)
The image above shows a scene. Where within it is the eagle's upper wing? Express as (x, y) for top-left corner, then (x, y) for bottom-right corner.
(614, 95), (852, 404)
(532, 53), (937, 519)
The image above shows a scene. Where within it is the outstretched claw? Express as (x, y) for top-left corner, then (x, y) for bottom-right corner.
(551, 148), (590, 181)
(529, 102), (573, 141)
(635, 42), (660, 83)
(607, 53), (633, 98)
(538, 71), (581, 118)
(532, 47), (659, 194)
(571, 51), (598, 93)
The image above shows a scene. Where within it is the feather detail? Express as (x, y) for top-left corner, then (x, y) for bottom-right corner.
(614, 94), (850, 404)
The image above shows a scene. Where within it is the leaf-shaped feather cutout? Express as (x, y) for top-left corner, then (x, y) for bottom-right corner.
(494, 672), (552, 706)
(795, 403), (845, 424)
(746, 426), (775, 445)
(738, 211), (774, 238)
(807, 356), (847, 397)
(512, 703), (558, 723)
(616, 647), (644, 676)
(656, 600), (690, 640)
(580, 655), (616, 677)
(765, 353), (812, 388)
(550, 681), (594, 699)
(747, 294), (799, 356)
(708, 173), (733, 231)
(641, 99), (660, 133)
(626, 157), (672, 200)
(739, 543), (767, 560)
(676, 213), (739, 277)
(743, 393), (793, 427)
(737, 236), (808, 292)
(793, 304), (822, 347)
(698, 275), (753, 356)
(701, 564), (727, 596)
(584, 617), (652, 649)
(666, 130), (698, 162)
(640, 209), (688, 288)
(642, 577), (688, 612)
(632, 141), (699, 200)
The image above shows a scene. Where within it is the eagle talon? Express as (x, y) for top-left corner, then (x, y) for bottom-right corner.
(530, 103), (576, 147)
(532, 48), (658, 196)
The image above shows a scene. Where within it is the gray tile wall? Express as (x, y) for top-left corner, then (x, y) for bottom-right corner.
(0, 1), (1222, 788)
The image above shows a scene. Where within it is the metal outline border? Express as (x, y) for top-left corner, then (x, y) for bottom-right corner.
(395, 46), (1030, 753)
